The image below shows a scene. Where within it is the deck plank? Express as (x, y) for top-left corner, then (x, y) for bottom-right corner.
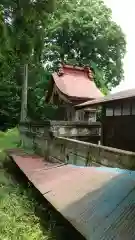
(8, 150), (135, 240)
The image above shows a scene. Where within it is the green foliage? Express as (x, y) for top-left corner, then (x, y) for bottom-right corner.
(1, 0), (56, 62)
(0, 174), (51, 240)
(27, 69), (53, 120)
(0, 0), (126, 126)
(0, 127), (20, 150)
(44, 0), (126, 90)
(0, 0), (55, 126)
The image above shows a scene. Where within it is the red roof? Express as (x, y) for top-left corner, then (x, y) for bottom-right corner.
(52, 65), (103, 100)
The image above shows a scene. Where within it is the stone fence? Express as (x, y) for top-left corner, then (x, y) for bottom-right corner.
(19, 120), (101, 142)
(19, 121), (135, 170)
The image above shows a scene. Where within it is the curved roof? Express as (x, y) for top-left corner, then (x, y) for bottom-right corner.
(52, 65), (103, 100)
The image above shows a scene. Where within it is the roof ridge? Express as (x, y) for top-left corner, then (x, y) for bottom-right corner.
(57, 64), (93, 81)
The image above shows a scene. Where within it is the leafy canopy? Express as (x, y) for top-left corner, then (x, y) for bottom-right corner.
(0, 0), (126, 127)
(44, 0), (126, 91)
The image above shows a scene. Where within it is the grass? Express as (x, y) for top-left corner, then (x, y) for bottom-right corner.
(0, 171), (51, 240)
(0, 128), (52, 240)
(0, 128), (84, 240)
(0, 128), (20, 150)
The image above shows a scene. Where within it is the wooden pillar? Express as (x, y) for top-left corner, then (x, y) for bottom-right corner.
(101, 106), (105, 145)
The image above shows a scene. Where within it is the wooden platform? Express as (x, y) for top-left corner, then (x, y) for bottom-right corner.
(8, 149), (135, 240)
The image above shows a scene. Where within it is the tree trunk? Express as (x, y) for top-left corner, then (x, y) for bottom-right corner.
(20, 64), (28, 122)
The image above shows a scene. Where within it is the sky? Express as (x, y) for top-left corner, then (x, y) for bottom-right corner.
(104, 0), (135, 93)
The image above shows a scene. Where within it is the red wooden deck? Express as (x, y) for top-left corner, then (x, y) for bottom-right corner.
(8, 149), (135, 240)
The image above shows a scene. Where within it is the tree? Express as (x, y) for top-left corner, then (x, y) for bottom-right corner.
(1, 0), (56, 122)
(44, 0), (126, 91)
(0, 0), (126, 127)
(0, 6), (19, 129)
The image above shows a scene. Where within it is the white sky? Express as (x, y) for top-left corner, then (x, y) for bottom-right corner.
(104, 0), (135, 93)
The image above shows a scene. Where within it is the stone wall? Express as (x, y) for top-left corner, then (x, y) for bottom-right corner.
(19, 121), (135, 170)
(19, 120), (101, 142)
(49, 137), (135, 169)
(50, 121), (100, 141)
